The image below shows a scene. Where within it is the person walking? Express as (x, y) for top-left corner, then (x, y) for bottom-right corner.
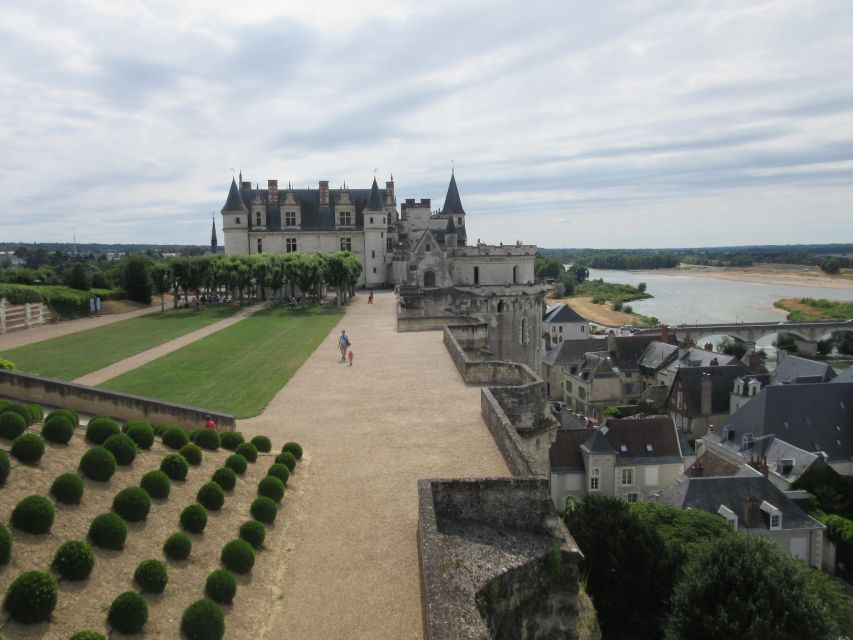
(347, 349), (354, 366)
(338, 330), (350, 360)
(205, 415), (217, 430)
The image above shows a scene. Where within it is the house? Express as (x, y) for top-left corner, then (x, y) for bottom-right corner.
(654, 475), (825, 568)
(540, 337), (607, 400)
(667, 364), (746, 440)
(656, 346), (739, 388)
(542, 304), (589, 350)
(730, 355), (837, 414)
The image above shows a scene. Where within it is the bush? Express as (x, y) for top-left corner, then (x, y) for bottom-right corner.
(0, 449), (10, 484)
(46, 408), (79, 426)
(80, 446), (116, 481)
(42, 414), (75, 444)
(88, 512), (127, 550)
(221, 539), (255, 574)
(0, 411), (27, 440)
(194, 428), (220, 450)
(220, 431), (244, 451)
(51, 472), (85, 505)
(235, 442), (258, 463)
(239, 520), (266, 549)
(51, 540), (95, 580)
(267, 463), (289, 485)
(212, 466), (237, 491)
(197, 482), (225, 511)
(85, 416), (120, 445)
(160, 452), (189, 480)
(251, 435), (272, 453)
(11, 495), (55, 534)
(225, 454), (248, 475)
(103, 433), (137, 466)
(11, 432), (45, 464)
(140, 470), (171, 499)
(163, 532), (192, 560)
(0, 523), (11, 565)
(123, 255), (152, 305)
(125, 421), (154, 449)
(26, 403), (44, 423)
(282, 442), (303, 460)
(180, 504), (208, 534)
(180, 598), (225, 640)
(107, 591), (148, 634)
(276, 451), (297, 471)
(3, 570), (58, 623)
(257, 475), (285, 502)
(188, 428), (202, 441)
(113, 487), (151, 522)
(134, 559), (168, 594)
(70, 631), (106, 640)
(205, 569), (238, 604)
(1, 403), (32, 426)
(162, 426), (189, 450)
(250, 496), (278, 524)
(179, 443), (203, 466)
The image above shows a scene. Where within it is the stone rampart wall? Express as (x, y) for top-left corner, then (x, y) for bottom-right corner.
(397, 315), (479, 332)
(481, 389), (547, 477)
(0, 299), (52, 334)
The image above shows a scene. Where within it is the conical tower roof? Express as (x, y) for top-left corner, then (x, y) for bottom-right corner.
(210, 215), (218, 251)
(221, 177), (248, 213)
(365, 177), (384, 211)
(441, 171), (465, 215)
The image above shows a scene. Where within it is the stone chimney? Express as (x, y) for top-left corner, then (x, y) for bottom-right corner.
(742, 495), (760, 528)
(319, 180), (329, 206)
(607, 331), (616, 354)
(386, 178), (395, 205)
(700, 372), (712, 416)
(748, 351), (762, 374)
(704, 342), (713, 351)
(241, 181), (252, 191)
(660, 325), (669, 343)
(267, 180), (278, 205)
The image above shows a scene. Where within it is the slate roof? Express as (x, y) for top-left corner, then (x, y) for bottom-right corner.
(834, 367), (853, 383)
(543, 304), (587, 325)
(365, 177), (384, 211)
(662, 347), (739, 376)
(541, 338), (607, 366)
(221, 178), (248, 213)
(549, 429), (591, 472)
(667, 365), (747, 417)
(581, 429), (614, 455)
(683, 451), (741, 478)
(755, 437), (819, 484)
(769, 355), (837, 385)
(604, 418), (684, 465)
(637, 341), (678, 371)
(441, 172), (465, 215)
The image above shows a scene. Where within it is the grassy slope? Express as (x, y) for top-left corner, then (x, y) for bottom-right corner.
(774, 297), (853, 322)
(0, 306), (237, 380)
(100, 305), (343, 418)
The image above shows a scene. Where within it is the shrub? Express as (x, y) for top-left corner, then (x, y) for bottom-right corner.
(0, 449), (9, 484)
(11, 432), (45, 464)
(235, 442), (258, 463)
(125, 421), (154, 449)
(88, 512), (127, 550)
(162, 426), (189, 450)
(251, 435), (272, 453)
(113, 487), (151, 522)
(0, 411), (26, 440)
(107, 591), (148, 634)
(46, 408), (79, 426)
(267, 463), (290, 485)
(205, 569), (237, 604)
(1, 403), (32, 426)
(212, 466), (237, 491)
(80, 446), (116, 481)
(225, 454), (248, 474)
(194, 428), (220, 450)
(140, 470), (171, 499)
(103, 433), (137, 466)
(250, 496), (278, 524)
(51, 540), (95, 580)
(0, 523), (11, 564)
(85, 416), (120, 445)
(160, 452), (189, 480)
(134, 559), (168, 594)
(180, 599), (225, 640)
(11, 495), (55, 534)
(180, 503), (208, 534)
(282, 442), (303, 460)
(3, 570), (58, 623)
(179, 443), (203, 466)
(258, 475), (285, 502)
(221, 539), (255, 574)
(152, 424), (166, 436)
(70, 631), (106, 640)
(239, 520), (266, 549)
(188, 428), (202, 441)
(51, 472), (85, 505)
(42, 414), (75, 444)
(197, 482), (225, 511)
(220, 430), (244, 451)
(26, 403), (44, 423)
(276, 451), (297, 471)
(164, 532), (192, 560)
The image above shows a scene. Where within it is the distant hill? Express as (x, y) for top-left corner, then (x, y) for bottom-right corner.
(0, 242), (210, 255)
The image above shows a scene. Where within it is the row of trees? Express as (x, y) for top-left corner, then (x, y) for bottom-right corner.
(534, 254), (589, 298)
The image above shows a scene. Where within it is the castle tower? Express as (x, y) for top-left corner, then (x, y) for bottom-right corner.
(221, 177), (249, 255)
(445, 215), (457, 249)
(363, 177), (387, 288)
(442, 170), (467, 244)
(210, 214), (218, 253)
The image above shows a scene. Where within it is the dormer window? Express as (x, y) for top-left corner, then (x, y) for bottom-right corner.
(236, 217), (241, 225)
(339, 211), (352, 226)
(760, 501), (782, 530)
(369, 217), (374, 224)
(645, 443), (654, 453)
(425, 243), (431, 252)
(742, 433), (754, 450)
(718, 505), (738, 529)
(619, 444), (628, 454)
(256, 212), (262, 226)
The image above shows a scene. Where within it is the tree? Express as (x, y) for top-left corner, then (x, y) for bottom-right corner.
(65, 263), (90, 291)
(149, 263), (172, 312)
(568, 264), (589, 284)
(324, 253), (350, 308)
(718, 337), (747, 359)
(638, 281), (647, 293)
(122, 255), (152, 305)
(821, 257), (841, 274)
(534, 253), (563, 280)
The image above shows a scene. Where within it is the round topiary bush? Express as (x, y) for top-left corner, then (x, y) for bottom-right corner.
(160, 452), (189, 480)
(180, 503), (208, 534)
(51, 540), (95, 580)
(107, 591), (148, 634)
(42, 414), (75, 444)
(250, 496), (278, 524)
(88, 512), (127, 550)
(46, 408), (79, 426)
(0, 449), (10, 485)
(180, 598), (225, 640)
(70, 631), (106, 640)
(0, 411), (27, 440)
(51, 472), (85, 505)
(225, 454), (247, 475)
(235, 442), (258, 463)
(152, 424), (166, 436)
(163, 532), (192, 561)
(179, 443), (203, 466)
(0, 523), (12, 565)
(220, 430), (244, 451)
(212, 466), (237, 491)
(85, 416), (120, 445)
(11, 432), (45, 464)
(1, 403), (32, 426)
(125, 421), (154, 449)
(103, 433), (137, 466)
(197, 482), (225, 511)
(250, 435), (272, 453)
(194, 428), (220, 450)
(221, 539), (255, 574)
(80, 446), (116, 481)
(188, 428), (202, 441)
(205, 569), (237, 604)
(275, 451), (297, 471)
(113, 487), (151, 522)
(239, 520), (266, 549)
(11, 495), (55, 534)
(267, 463), (290, 485)
(26, 404), (44, 423)
(162, 426), (189, 450)
(3, 570), (57, 623)
(140, 470), (171, 499)
(257, 475), (285, 503)
(133, 559), (168, 594)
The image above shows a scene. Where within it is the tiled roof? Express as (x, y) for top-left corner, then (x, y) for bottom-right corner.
(667, 365), (746, 417)
(549, 429), (591, 471)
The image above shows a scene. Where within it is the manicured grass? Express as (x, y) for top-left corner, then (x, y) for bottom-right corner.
(100, 306), (343, 418)
(0, 307), (238, 380)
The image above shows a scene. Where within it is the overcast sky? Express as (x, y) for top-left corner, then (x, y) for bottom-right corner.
(2, 0), (852, 249)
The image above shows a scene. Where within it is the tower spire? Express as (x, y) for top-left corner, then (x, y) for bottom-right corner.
(210, 213), (218, 253)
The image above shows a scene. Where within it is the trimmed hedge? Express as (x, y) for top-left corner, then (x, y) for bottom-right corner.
(250, 496), (278, 524)
(194, 429), (220, 450)
(113, 487), (151, 522)
(235, 442), (258, 463)
(51, 472), (85, 505)
(239, 520), (266, 549)
(163, 532), (191, 561)
(134, 559), (168, 594)
(11, 432), (45, 464)
(26, 403), (44, 422)
(3, 570), (58, 623)
(0, 523), (11, 565)
(85, 416), (120, 445)
(1, 403), (33, 427)
(52, 540), (95, 580)
(89, 512), (128, 550)
(179, 443), (203, 466)
(0, 411), (27, 440)
(103, 433), (137, 466)
(162, 426), (189, 450)
(181, 598), (225, 640)
(205, 569), (237, 604)
(225, 454), (248, 475)
(0, 449), (10, 484)
(107, 591), (148, 634)
(46, 408), (79, 426)
(197, 482), (225, 511)
(160, 452), (189, 480)
(220, 430), (244, 451)
(250, 435), (272, 453)
(221, 539), (255, 574)
(140, 470), (171, 499)
(257, 475), (285, 503)
(276, 451), (297, 471)
(212, 466), (237, 491)
(267, 463), (289, 485)
(42, 414), (75, 444)
(80, 447), (117, 481)
(180, 504), (208, 534)
(70, 631), (106, 640)
(11, 495), (55, 534)
(125, 421), (154, 449)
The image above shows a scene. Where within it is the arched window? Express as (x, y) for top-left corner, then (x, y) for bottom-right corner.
(257, 238), (263, 254)
(513, 265), (519, 284)
(423, 271), (436, 288)
(497, 300), (505, 312)
(521, 317), (529, 345)
(473, 266), (480, 285)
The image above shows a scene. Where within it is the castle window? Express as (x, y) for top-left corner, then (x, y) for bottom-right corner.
(340, 237), (352, 251)
(458, 217), (462, 226)
(372, 250), (376, 259)
(257, 238), (263, 254)
(369, 217), (374, 224)
(373, 267), (377, 273)
(256, 212), (262, 226)
(474, 266), (479, 285)
(286, 238), (297, 253)
(387, 238), (393, 252)
(426, 243), (431, 252)
(590, 467), (600, 491)
(513, 265), (519, 284)
(423, 271), (436, 288)
(339, 211), (352, 226)
(285, 211), (296, 226)
(236, 217), (240, 225)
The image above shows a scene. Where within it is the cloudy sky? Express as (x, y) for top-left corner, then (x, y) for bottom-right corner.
(2, 0), (852, 248)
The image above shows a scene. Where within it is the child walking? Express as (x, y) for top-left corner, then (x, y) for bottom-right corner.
(347, 349), (354, 366)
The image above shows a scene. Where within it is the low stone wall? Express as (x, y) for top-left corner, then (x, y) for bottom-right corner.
(0, 370), (234, 430)
(0, 299), (52, 334)
(444, 325), (540, 387)
(397, 315), (480, 332)
(482, 389), (547, 477)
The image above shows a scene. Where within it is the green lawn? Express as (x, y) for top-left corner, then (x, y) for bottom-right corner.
(99, 305), (343, 418)
(0, 307), (238, 380)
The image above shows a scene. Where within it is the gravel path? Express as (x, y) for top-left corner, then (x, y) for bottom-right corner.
(240, 290), (510, 639)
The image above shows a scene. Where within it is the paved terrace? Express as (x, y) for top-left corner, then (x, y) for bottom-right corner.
(240, 290), (510, 639)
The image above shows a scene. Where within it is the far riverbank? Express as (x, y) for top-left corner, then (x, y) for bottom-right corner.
(647, 264), (853, 290)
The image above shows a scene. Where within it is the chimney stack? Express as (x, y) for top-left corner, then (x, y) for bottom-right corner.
(742, 495), (760, 528)
(660, 325), (669, 343)
(607, 330), (616, 354)
(386, 179), (395, 205)
(748, 351), (762, 373)
(241, 181), (252, 191)
(319, 180), (329, 206)
(700, 372), (712, 416)
(704, 342), (713, 351)
(267, 180), (278, 205)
